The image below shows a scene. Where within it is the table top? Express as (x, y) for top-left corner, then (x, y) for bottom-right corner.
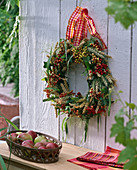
(0, 142), (93, 170)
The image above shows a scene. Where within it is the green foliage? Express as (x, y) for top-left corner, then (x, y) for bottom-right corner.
(111, 117), (133, 146)
(0, 106), (19, 169)
(0, 155), (7, 170)
(118, 139), (137, 170)
(110, 92), (137, 170)
(106, 0), (137, 29)
(0, 0), (19, 97)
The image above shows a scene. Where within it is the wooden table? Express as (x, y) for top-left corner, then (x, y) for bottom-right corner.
(0, 142), (94, 170)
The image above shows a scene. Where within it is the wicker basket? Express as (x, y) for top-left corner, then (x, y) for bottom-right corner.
(6, 130), (62, 163)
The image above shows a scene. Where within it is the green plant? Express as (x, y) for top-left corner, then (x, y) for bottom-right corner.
(110, 91), (137, 170)
(0, 109), (19, 170)
(80, 0), (137, 29)
(105, 0), (137, 29)
(0, 0), (19, 97)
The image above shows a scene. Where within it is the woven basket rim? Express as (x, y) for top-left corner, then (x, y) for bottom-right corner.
(6, 130), (62, 151)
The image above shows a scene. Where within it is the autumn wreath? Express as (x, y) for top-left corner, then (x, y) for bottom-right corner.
(43, 7), (116, 141)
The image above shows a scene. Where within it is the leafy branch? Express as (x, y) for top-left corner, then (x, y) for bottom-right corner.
(105, 0), (137, 29)
(110, 91), (137, 170)
(0, 0), (19, 97)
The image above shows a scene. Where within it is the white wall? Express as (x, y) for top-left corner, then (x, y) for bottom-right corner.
(19, 0), (137, 152)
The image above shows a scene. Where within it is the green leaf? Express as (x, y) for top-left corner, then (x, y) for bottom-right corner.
(124, 157), (137, 170)
(0, 115), (19, 130)
(43, 98), (52, 102)
(16, 0), (20, 7)
(118, 139), (137, 163)
(84, 118), (89, 142)
(61, 117), (67, 132)
(67, 55), (73, 75)
(61, 55), (66, 59)
(129, 103), (136, 110)
(57, 109), (60, 116)
(115, 108), (127, 117)
(133, 115), (137, 121)
(119, 90), (123, 93)
(43, 96), (56, 102)
(125, 101), (129, 106)
(46, 48), (52, 77)
(108, 91), (112, 116)
(0, 127), (7, 132)
(61, 117), (69, 141)
(41, 77), (47, 82)
(64, 120), (68, 134)
(106, 0), (137, 29)
(97, 115), (100, 131)
(118, 139), (137, 170)
(110, 117), (133, 146)
(0, 155), (7, 170)
(64, 40), (67, 61)
(5, 118), (19, 130)
(43, 61), (47, 68)
(45, 87), (59, 91)
(83, 57), (90, 70)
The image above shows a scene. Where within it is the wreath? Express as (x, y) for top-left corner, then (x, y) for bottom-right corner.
(43, 7), (116, 141)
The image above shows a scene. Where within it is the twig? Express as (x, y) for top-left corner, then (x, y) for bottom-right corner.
(0, 0), (5, 6)
(79, 0), (83, 6)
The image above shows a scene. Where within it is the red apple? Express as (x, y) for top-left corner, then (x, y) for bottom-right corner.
(7, 133), (18, 142)
(22, 142), (34, 148)
(46, 142), (58, 149)
(17, 133), (33, 142)
(34, 142), (44, 149)
(41, 139), (49, 146)
(22, 143), (34, 155)
(38, 146), (47, 150)
(22, 140), (34, 146)
(27, 130), (37, 140)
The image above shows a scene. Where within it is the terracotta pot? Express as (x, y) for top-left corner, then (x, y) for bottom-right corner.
(0, 94), (19, 139)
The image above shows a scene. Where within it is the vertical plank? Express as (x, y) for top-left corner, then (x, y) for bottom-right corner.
(19, 0), (59, 138)
(131, 24), (137, 137)
(19, 0), (135, 151)
(19, 0), (36, 130)
(60, 0), (77, 144)
(131, 26), (137, 104)
(75, 0), (108, 152)
(106, 18), (131, 149)
(34, 0), (59, 138)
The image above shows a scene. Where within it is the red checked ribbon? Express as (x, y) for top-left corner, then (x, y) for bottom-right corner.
(66, 6), (107, 50)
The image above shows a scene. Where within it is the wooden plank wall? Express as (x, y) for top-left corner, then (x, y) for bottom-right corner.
(19, 0), (137, 152)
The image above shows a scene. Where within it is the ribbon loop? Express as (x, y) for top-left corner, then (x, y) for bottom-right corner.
(66, 6), (107, 50)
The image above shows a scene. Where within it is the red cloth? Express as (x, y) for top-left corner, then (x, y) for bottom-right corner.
(67, 146), (124, 170)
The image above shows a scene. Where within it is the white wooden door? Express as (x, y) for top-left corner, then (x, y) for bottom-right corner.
(19, 0), (137, 152)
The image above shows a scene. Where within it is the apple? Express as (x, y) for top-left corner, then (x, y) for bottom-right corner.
(22, 142), (34, 148)
(41, 139), (49, 146)
(22, 143), (34, 155)
(17, 133), (33, 142)
(46, 143), (58, 149)
(27, 130), (37, 140)
(38, 146), (47, 150)
(34, 135), (45, 144)
(34, 142), (44, 149)
(7, 133), (18, 142)
(16, 132), (22, 135)
(22, 140), (34, 146)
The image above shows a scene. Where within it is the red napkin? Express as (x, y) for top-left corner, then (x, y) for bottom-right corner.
(67, 146), (124, 170)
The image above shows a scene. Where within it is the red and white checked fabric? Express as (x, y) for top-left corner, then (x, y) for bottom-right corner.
(66, 6), (107, 50)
